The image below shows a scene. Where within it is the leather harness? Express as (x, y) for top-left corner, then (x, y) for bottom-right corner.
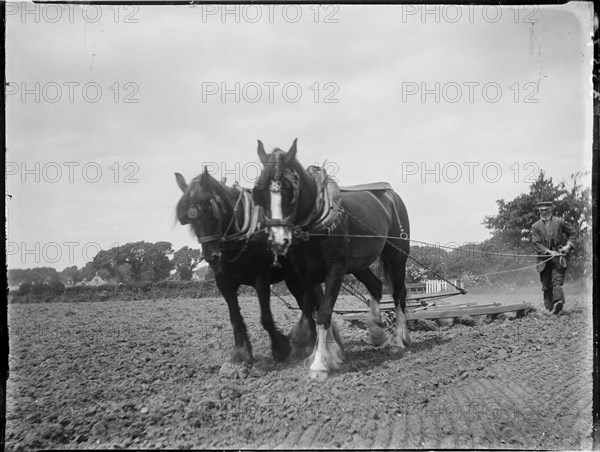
(265, 165), (343, 239)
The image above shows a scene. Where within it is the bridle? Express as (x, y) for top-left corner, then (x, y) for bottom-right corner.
(262, 165), (338, 238)
(187, 195), (226, 244)
(263, 168), (301, 228)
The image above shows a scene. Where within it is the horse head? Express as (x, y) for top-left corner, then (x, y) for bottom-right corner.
(175, 167), (231, 265)
(253, 138), (316, 256)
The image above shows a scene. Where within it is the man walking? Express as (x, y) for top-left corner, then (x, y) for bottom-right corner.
(531, 200), (576, 315)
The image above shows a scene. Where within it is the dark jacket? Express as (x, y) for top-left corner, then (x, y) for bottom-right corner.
(531, 216), (576, 271)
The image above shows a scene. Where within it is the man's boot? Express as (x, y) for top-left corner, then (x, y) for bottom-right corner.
(552, 286), (565, 315)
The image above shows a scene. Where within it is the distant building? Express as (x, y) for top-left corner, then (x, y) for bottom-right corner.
(86, 272), (107, 287)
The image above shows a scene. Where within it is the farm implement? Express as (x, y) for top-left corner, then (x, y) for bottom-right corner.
(336, 293), (532, 322)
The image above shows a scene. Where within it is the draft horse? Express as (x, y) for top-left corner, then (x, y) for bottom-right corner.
(253, 139), (412, 378)
(175, 168), (316, 365)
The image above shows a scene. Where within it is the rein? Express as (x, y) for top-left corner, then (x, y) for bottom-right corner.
(221, 189), (245, 240)
(333, 206), (466, 294)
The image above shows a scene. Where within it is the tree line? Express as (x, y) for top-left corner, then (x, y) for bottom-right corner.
(8, 243), (206, 288)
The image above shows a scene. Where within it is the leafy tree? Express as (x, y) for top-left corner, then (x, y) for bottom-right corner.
(483, 170), (591, 279)
(90, 241), (174, 283)
(81, 261), (99, 282)
(195, 265), (210, 281)
(442, 239), (536, 286)
(47, 280), (66, 295)
(16, 281), (33, 294)
(17, 280), (65, 296)
(406, 245), (447, 282)
(59, 266), (84, 285)
(89, 248), (120, 282)
(8, 269), (29, 286)
(8, 267), (60, 285)
(142, 241), (174, 282)
(113, 263), (132, 284)
(172, 246), (203, 281)
(203, 266), (215, 282)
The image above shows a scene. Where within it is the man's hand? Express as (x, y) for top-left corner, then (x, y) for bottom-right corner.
(558, 245), (571, 255)
(549, 250), (562, 258)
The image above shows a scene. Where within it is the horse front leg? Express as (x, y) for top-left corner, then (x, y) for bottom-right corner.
(286, 276), (317, 359)
(309, 267), (345, 379)
(255, 277), (291, 362)
(217, 280), (254, 364)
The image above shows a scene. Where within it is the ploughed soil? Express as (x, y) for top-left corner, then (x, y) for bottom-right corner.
(6, 282), (594, 450)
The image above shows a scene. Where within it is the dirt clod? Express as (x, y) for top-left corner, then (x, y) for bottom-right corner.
(218, 362), (251, 379)
(455, 315), (477, 327)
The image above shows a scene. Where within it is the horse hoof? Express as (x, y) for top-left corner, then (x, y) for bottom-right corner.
(232, 345), (254, 364)
(272, 342), (291, 363)
(390, 344), (406, 354)
(310, 370), (328, 380)
(291, 345), (312, 361)
(370, 330), (387, 347)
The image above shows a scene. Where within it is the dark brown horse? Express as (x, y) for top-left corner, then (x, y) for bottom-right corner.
(175, 168), (316, 365)
(253, 139), (411, 378)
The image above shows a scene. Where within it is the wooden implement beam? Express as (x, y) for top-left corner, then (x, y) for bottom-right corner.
(340, 302), (532, 322)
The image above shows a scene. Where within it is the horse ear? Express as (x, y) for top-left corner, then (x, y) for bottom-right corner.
(286, 138), (298, 163)
(175, 173), (188, 192)
(201, 166), (214, 183)
(257, 140), (268, 164)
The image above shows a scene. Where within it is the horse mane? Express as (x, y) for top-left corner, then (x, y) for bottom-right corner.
(197, 172), (234, 203)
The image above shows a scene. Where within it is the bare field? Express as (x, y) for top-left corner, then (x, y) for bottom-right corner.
(6, 283), (594, 449)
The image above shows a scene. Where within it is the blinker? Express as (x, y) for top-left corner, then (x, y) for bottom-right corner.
(187, 206), (198, 219)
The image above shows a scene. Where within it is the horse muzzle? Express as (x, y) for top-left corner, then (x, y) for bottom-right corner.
(264, 217), (293, 256)
(268, 228), (292, 256)
(204, 250), (221, 265)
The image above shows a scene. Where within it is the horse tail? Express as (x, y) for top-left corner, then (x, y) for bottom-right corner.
(379, 255), (394, 288)
(384, 189), (410, 254)
(380, 188), (410, 306)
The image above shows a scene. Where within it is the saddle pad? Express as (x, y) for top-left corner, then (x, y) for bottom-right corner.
(339, 182), (392, 192)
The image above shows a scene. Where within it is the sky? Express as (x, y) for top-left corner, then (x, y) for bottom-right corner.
(6, 2), (595, 271)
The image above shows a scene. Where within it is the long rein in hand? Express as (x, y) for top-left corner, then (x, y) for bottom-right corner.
(214, 184), (558, 284)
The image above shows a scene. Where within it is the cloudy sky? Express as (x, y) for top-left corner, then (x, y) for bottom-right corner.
(6, 3), (594, 270)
